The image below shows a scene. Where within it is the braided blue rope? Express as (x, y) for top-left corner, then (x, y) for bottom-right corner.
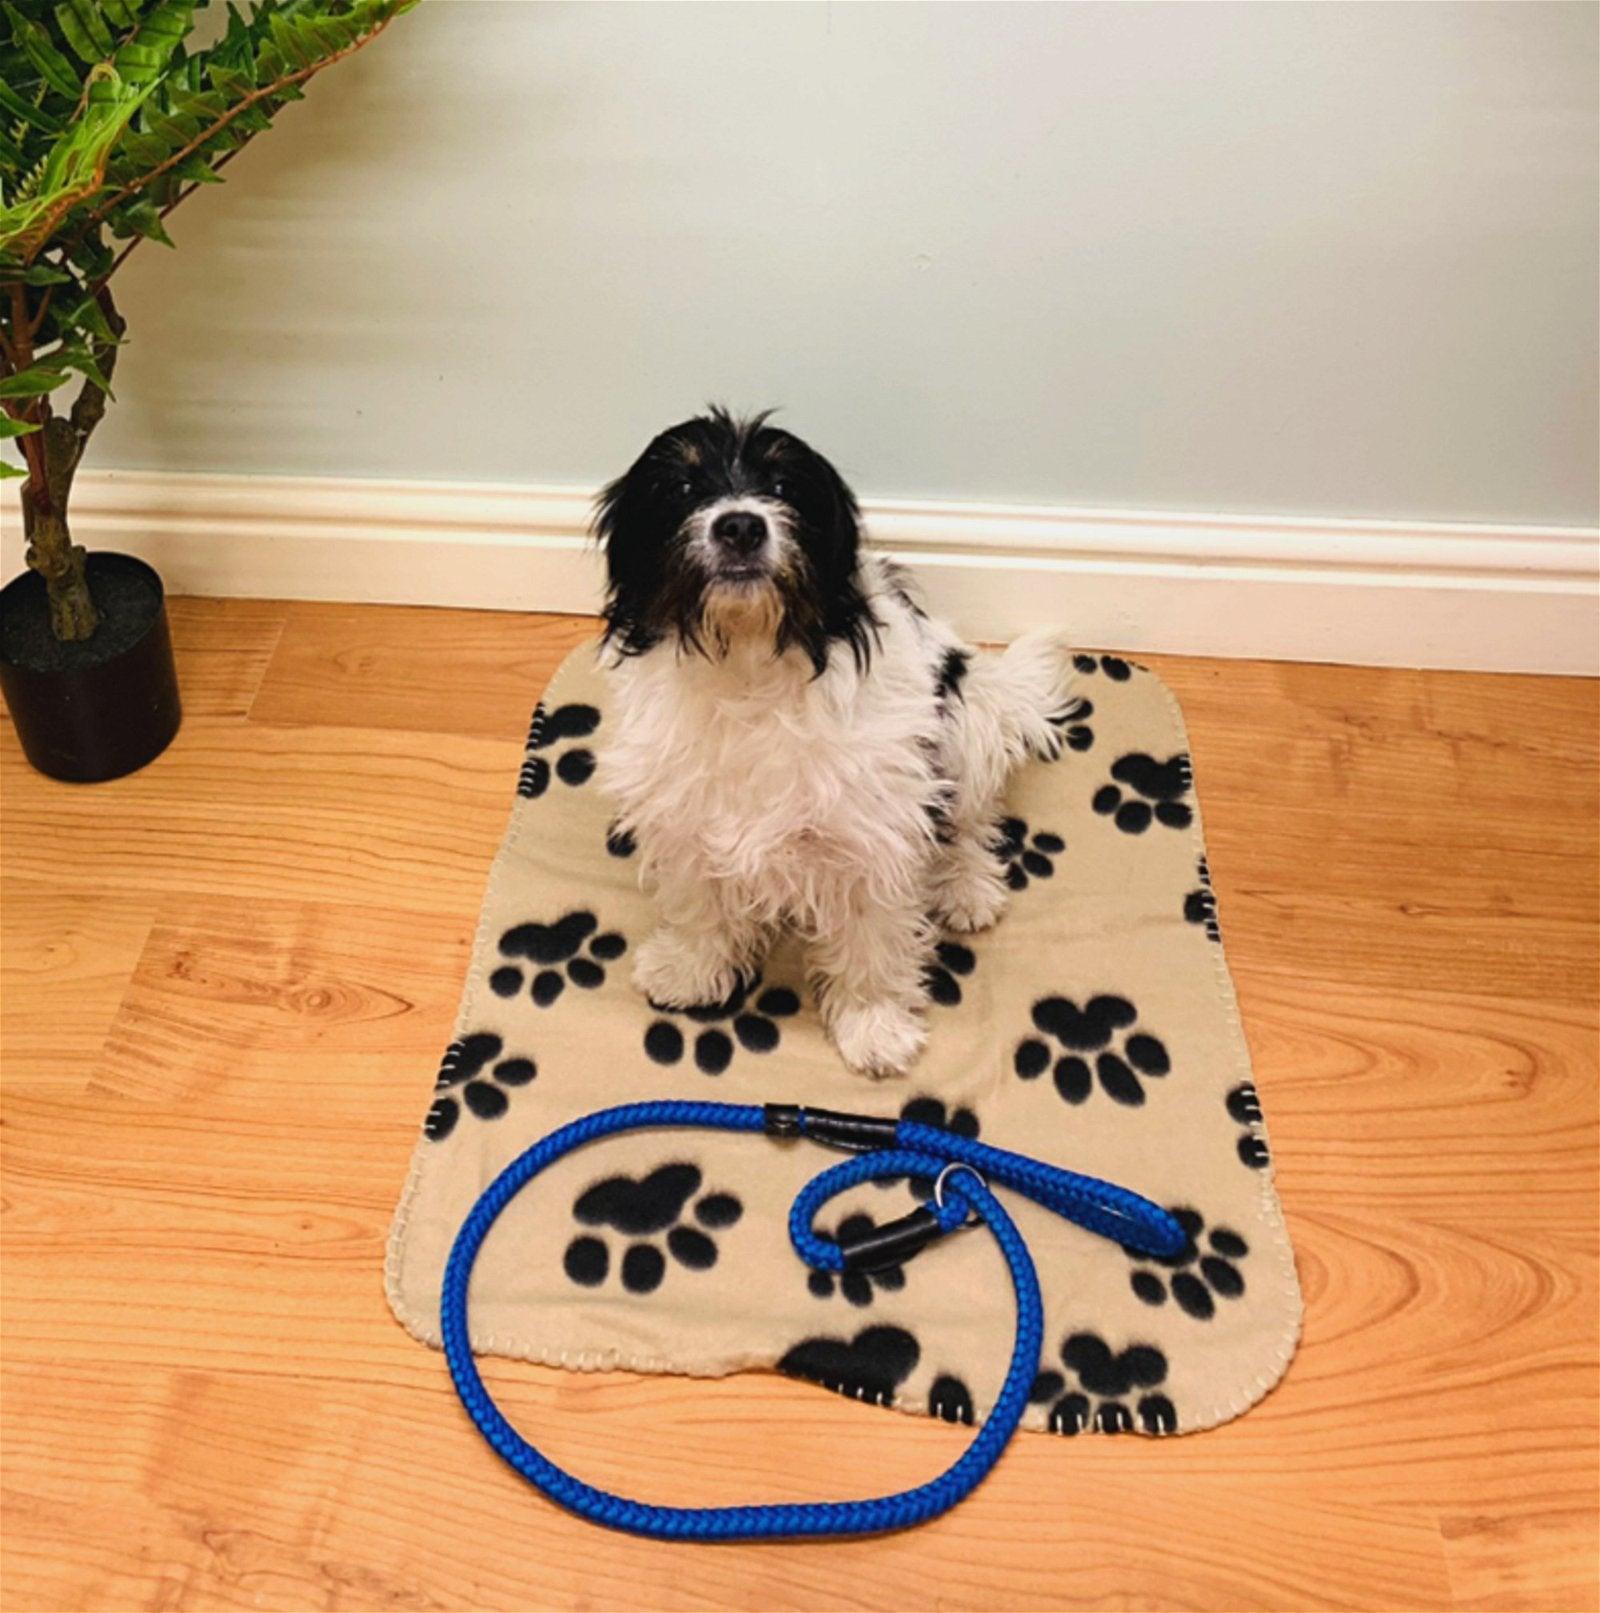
(441, 1098), (1184, 1541)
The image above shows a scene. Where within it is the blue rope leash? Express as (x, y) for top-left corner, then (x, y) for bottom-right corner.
(441, 1099), (1185, 1541)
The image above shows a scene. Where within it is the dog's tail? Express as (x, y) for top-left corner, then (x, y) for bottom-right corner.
(949, 629), (1081, 809)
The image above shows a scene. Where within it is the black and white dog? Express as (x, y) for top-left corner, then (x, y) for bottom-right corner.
(594, 409), (1075, 1078)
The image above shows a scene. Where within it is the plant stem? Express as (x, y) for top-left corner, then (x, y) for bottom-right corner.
(21, 419), (99, 642)
(4, 282), (105, 642)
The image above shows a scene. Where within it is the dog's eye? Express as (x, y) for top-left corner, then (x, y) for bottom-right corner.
(771, 478), (788, 499)
(678, 479), (694, 498)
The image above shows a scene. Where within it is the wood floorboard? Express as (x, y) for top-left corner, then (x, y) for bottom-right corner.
(2, 597), (1594, 1612)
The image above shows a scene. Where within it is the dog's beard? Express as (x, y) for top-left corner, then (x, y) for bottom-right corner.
(696, 576), (787, 656)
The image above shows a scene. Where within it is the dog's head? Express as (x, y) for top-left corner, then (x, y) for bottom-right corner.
(595, 408), (875, 674)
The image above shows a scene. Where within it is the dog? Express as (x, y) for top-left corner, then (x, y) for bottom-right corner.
(594, 408), (1078, 1078)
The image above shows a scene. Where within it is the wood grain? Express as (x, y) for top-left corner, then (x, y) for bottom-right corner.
(2, 598), (1595, 1612)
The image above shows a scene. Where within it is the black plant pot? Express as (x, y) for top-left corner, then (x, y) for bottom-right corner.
(0, 551), (182, 783)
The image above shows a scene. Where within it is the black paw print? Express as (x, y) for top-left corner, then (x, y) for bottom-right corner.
(993, 817), (1065, 890)
(518, 702), (600, 799)
(1093, 752), (1193, 834)
(779, 1324), (920, 1409)
(424, 1032), (536, 1141)
(644, 974), (800, 1076)
(1227, 1083), (1271, 1169)
(490, 910), (627, 1006)
(562, 1162), (743, 1294)
(1073, 653), (1136, 682)
(881, 1096), (981, 1198)
(923, 940), (976, 1006)
(1184, 855), (1220, 941)
(1014, 994), (1172, 1107)
(1047, 695), (1096, 753)
(605, 820), (636, 858)
(929, 1373), (975, 1426)
(1030, 1332), (1176, 1435)
(806, 1210), (909, 1307)
(1123, 1206), (1249, 1320)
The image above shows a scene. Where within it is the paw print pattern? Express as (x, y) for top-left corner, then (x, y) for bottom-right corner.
(779, 1325), (920, 1408)
(490, 910), (627, 1006)
(993, 817), (1065, 890)
(1047, 695), (1096, 753)
(605, 821), (636, 858)
(1072, 653), (1135, 682)
(929, 1373), (975, 1426)
(1123, 1206), (1249, 1320)
(644, 974), (800, 1076)
(807, 1211), (909, 1307)
(562, 1163), (743, 1294)
(1030, 1332), (1176, 1435)
(518, 702), (600, 799)
(1227, 1083), (1271, 1169)
(1014, 994), (1172, 1107)
(1184, 855), (1221, 941)
(424, 1032), (536, 1141)
(1093, 753), (1193, 835)
(923, 940), (976, 1006)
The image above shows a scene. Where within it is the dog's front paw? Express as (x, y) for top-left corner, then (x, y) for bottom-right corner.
(828, 1000), (928, 1080)
(932, 860), (1009, 935)
(632, 928), (739, 1010)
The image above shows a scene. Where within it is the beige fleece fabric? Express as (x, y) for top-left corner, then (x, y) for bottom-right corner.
(386, 643), (1301, 1436)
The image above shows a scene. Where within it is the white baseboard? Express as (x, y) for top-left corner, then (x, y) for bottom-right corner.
(8, 468), (1596, 674)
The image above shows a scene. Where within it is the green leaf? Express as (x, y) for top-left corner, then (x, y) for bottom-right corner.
(61, 291), (117, 343)
(56, 340), (113, 395)
(0, 77), (62, 136)
(144, 104), (201, 147)
(55, 0), (117, 65)
(109, 196), (173, 245)
(205, 61), (253, 98)
(101, 0), (138, 28)
(116, 128), (168, 168)
(66, 229), (113, 277)
(4, 2), (85, 100)
(0, 413), (42, 437)
(0, 460), (28, 478)
(231, 102), (271, 135)
(267, 12), (313, 68)
(115, 0), (195, 87)
(0, 365), (70, 398)
(170, 150), (222, 183)
(16, 261), (73, 284)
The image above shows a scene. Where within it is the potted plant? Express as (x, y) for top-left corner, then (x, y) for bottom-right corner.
(0, 0), (415, 781)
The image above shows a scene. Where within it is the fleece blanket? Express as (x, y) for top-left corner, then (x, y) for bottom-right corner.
(387, 643), (1301, 1436)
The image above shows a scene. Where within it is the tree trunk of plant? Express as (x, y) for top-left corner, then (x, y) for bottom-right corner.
(21, 415), (99, 642)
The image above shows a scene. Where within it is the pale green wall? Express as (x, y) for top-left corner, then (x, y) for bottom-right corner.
(78, 1), (1600, 523)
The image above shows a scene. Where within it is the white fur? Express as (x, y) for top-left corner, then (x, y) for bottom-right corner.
(599, 555), (1077, 1078)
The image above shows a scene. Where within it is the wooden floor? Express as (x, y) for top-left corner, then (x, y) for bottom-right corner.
(2, 598), (1596, 1613)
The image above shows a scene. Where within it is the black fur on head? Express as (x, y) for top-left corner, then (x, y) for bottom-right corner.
(594, 407), (877, 675)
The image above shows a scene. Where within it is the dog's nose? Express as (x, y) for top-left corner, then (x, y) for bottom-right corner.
(711, 511), (768, 557)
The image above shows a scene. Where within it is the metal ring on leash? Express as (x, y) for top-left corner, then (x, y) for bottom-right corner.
(933, 1160), (987, 1223)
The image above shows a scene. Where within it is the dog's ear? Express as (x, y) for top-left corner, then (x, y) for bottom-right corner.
(811, 450), (863, 576)
(593, 459), (663, 654)
(792, 447), (876, 675)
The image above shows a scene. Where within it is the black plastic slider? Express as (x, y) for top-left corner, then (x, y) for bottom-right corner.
(798, 1106), (901, 1153)
(838, 1206), (944, 1272)
(762, 1103), (804, 1139)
